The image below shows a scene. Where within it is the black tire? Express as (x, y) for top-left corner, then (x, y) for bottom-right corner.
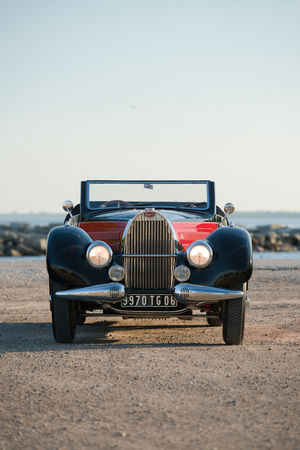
(222, 283), (246, 345)
(50, 278), (76, 343)
(207, 317), (223, 327)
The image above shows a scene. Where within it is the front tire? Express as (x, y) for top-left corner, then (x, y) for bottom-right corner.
(222, 283), (246, 345)
(50, 278), (76, 343)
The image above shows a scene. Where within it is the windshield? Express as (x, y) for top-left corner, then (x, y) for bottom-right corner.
(86, 181), (210, 209)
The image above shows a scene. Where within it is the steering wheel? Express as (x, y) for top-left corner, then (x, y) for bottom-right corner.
(101, 200), (133, 207)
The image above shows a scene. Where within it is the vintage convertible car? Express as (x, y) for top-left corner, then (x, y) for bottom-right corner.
(47, 180), (253, 345)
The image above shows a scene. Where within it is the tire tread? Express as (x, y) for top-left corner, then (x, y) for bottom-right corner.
(51, 279), (76, 343)
(222, 284), (246, 345)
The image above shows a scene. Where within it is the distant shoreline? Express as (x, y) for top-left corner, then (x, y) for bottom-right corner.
(1, 217), (299, 257)
(233, 211), (300, 218)
(0, 213), (65, 226)
(1, 211), (300, 229)
(1, 211), (300, 220)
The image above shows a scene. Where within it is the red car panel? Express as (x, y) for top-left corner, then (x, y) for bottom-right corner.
(80, 221), (218, 252)
(80, 222), (127, 251)
(172, 222), (218, 251)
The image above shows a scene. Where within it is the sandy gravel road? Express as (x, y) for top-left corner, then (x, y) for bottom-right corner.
(0, 258), (300, 450)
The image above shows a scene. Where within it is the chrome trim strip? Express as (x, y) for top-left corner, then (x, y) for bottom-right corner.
(55, 283), (125, 302)
(121, 217), (134, 251)
(110, 307), (190, 317)
(86, 180), (212, 184)
(166, 218), (179, 253)
(123, 254), (176, 257)
(174, 284), (244, 303)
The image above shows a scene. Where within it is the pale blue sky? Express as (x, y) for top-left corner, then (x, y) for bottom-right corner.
(1, 0), (299, 213)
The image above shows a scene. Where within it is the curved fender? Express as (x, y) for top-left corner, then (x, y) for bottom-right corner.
(189, 226), (253, 287)
(46, 226), (110, 287)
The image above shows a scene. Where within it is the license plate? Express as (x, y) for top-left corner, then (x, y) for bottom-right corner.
(121, 295), (177, 307)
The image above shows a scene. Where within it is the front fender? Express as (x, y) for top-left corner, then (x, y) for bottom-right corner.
(46, 226), (110, 287)
(188, 226), (253, 287)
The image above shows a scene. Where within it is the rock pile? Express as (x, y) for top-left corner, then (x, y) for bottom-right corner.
(0, 223), (60, 257)
(1, 222), (300, 256)
(246, 224), (300, 252)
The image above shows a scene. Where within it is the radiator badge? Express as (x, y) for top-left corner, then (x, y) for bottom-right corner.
(144, 211), (155, 217)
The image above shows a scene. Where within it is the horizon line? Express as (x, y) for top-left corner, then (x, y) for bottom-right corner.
(1, 211), (300, 216)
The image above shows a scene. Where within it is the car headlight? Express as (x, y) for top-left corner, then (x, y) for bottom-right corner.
(186, 241), (213, 269)
(109, 265), (125, 282)
(86, 241), (113, 269)
(174, 265), (190, 282)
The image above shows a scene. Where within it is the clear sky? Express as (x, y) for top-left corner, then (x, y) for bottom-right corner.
(0, 0), (299, 213)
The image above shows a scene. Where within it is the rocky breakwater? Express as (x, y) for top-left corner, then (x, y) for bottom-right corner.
(248, 224), (300, 252)
(1, 222), (300, 257)
(0, 223), (60, 257)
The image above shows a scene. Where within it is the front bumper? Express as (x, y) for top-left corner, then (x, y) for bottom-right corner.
(174, 283), (244, 303)
(55, 282), (244, 304)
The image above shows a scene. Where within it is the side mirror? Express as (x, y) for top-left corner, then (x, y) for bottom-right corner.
(222, 203), (235, 225)
(62, 200), (74, 213)
(224, 203), (235, 215)
(62, 201), (75, 226)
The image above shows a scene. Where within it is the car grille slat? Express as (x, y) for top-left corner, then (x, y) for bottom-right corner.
(123, 212), (176, 291)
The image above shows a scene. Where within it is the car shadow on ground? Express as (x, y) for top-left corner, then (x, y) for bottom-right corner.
(0, 319), (224, 353)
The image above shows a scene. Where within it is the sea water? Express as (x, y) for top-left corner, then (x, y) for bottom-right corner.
(233, 216), (300, 230)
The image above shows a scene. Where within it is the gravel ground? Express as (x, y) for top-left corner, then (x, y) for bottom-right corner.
(0, 258), (300, 450)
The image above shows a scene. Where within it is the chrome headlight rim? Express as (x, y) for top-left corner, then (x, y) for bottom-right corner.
(186, 240), (213, 269)
(109, 264), (125, 282)
(174, 265), (191, 283)
(86, 241), (113, 269)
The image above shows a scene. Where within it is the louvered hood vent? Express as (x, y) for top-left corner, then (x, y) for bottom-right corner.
(123, 211), (176, 291)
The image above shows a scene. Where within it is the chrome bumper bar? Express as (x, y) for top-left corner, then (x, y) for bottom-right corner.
(56, 282), (244, 305)
(174, 283), (244, 303)
(56, 283), (126, 302)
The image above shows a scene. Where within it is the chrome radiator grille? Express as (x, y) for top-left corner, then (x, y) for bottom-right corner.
(123, 212), (176, 291)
